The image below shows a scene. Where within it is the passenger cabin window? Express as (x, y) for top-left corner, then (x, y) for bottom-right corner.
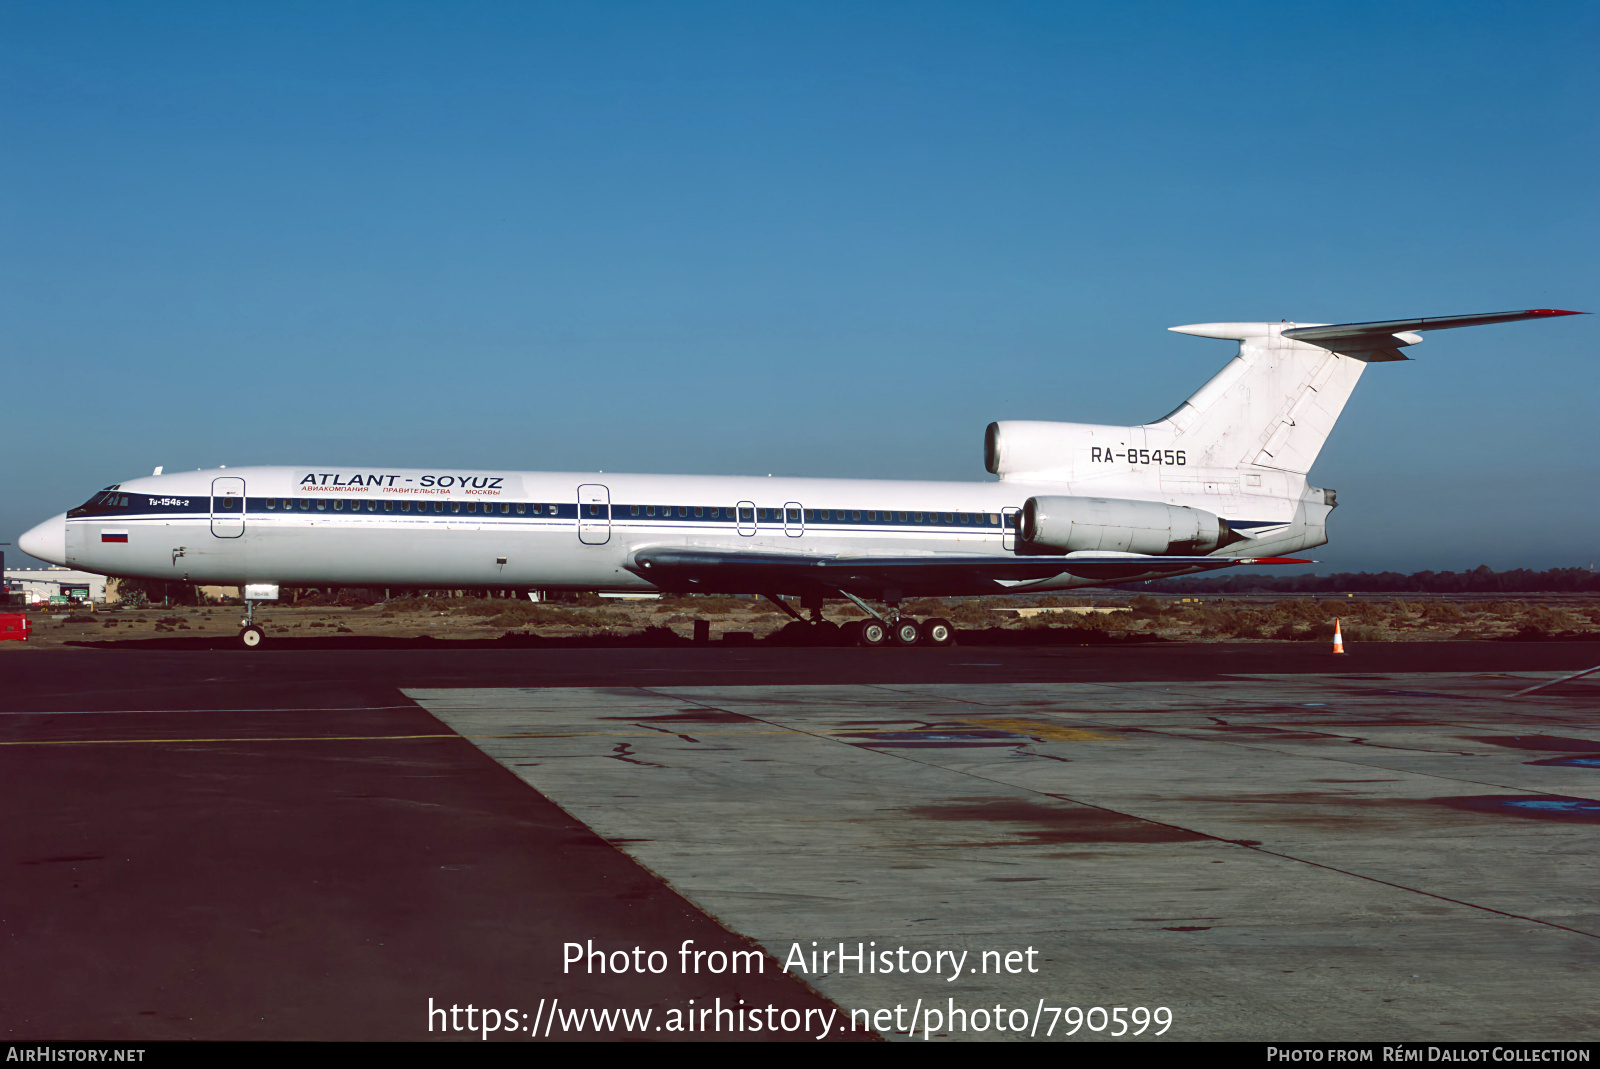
(333, 500), (343, 511)
(516, 504), (525, 514)
(434, 502), (444, 513)
(316, 501), (327, 511)
(739, 507), (753, 521)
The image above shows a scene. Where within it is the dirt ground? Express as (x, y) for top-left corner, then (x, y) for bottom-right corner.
(7, 592), (1598, 650)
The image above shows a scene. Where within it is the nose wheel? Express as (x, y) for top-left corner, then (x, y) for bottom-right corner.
(237, 597), (268, 649)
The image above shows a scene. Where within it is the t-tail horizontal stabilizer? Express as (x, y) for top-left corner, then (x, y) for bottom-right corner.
(1280, 308), (1585, 362)
(1171, 308), (1585, 362)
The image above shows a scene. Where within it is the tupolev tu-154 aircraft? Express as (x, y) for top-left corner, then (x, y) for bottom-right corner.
(19, 308), (1582, 648)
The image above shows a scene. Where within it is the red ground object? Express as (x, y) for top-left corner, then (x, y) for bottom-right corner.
(0, 613), (30, 641)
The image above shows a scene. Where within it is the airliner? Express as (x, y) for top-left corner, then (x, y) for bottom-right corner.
(18, 308), (1580, 648)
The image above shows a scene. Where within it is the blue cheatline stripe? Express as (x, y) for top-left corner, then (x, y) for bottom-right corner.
(72, 496), (1021, 531)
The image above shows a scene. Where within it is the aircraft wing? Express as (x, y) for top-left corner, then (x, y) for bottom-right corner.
(1282, 308), (1583, 362)
(628, 546), (1310, 596)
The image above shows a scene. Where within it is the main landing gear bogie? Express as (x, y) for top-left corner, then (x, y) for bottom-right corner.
(844, 616), (954, 648)
(750, 593), (957, 649)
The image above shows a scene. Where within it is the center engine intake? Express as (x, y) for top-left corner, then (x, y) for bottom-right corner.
(1021, 496), (1235, 555)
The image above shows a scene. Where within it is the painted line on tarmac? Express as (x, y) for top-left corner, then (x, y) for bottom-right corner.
(0, 733), (464, 746)
(0, 705), (421, 716)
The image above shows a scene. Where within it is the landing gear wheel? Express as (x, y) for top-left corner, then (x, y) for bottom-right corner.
(920, 617), (955, 646)
(238, 625), (265, 650)
(890, 618), (921, 646)
(856, 619), (889, 647)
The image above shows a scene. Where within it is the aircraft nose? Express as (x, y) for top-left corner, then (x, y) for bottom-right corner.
(19, 513), (68, 566)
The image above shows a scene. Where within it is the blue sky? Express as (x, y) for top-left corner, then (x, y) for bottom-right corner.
(4, 0), (1595, 573)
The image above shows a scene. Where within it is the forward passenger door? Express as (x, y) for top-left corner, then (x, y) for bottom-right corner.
(577, 484), (610, 545)
(211, 477), (246, 538)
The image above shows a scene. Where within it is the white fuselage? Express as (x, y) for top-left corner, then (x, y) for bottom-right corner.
(32, 460), (1327, 596)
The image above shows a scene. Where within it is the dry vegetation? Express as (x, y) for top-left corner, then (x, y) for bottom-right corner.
(10, 592), (1598, 648)
(1101, 595), (1600, 643)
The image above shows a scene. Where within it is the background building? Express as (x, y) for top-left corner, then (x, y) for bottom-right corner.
(4, 567), (107, 605)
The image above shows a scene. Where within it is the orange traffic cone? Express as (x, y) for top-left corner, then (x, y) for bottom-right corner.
(1331, 618), (1346, 655)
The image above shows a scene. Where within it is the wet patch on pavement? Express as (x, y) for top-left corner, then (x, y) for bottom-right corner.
(1434, 795), (1600, 823)
(601, 709), (758, 723)
(903, 798), (1209, 843)
(1525, 755), (1600, 768)
(839, 729), (1026, 749)
(1463, 735), (1600, 752)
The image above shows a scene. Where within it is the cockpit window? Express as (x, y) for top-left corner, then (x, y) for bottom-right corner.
(67, 489), (132, 517)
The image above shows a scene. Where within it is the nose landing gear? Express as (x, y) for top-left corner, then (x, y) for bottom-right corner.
(237, 597), (267, 650)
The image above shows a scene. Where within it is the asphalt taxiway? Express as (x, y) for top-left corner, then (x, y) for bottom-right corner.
(2, 641), (1597, 1041)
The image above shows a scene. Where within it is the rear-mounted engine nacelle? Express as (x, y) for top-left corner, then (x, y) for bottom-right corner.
(1021, 496), (1234, 555)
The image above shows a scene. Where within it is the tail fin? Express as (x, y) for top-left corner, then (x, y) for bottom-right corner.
(1156, 309), (1582, 474)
